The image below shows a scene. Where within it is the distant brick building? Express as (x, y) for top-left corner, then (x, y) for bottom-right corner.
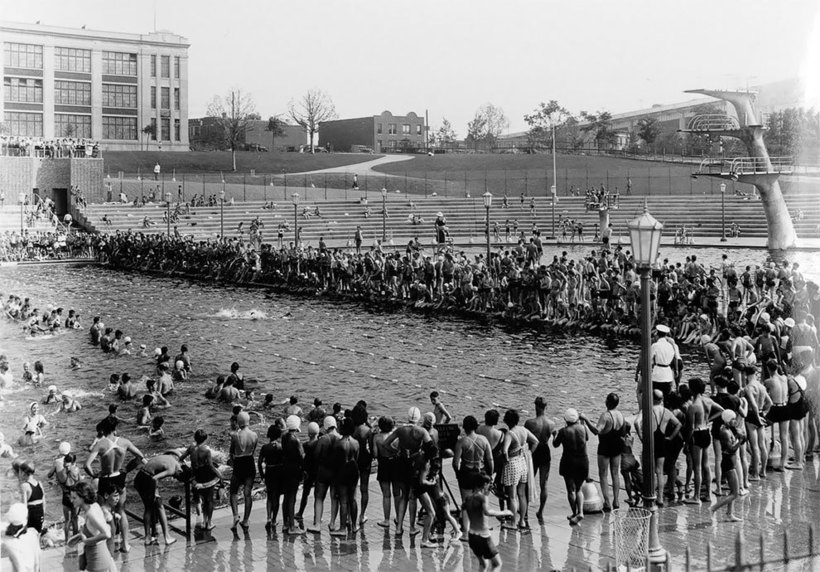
(188, 118), (306, 151)
(319, 111), (426, 153)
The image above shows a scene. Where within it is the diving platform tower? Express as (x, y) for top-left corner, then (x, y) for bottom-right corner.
(680, 89), (797, 250)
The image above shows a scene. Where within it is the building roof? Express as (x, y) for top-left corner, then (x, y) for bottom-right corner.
(0, 20), (190, 47)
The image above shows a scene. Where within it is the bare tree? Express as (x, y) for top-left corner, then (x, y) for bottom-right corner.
(288, 89), (337, 153)
(206, 89), (257, 171)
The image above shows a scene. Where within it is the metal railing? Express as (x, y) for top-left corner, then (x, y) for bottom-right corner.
(695, 156), (794, 177)
(686, 114), (741, 131)
(123, 480), (192, 542)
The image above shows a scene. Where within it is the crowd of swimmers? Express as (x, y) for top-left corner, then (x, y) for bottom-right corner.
(93, 228), (820, 346)
(0, 230), (97, 262)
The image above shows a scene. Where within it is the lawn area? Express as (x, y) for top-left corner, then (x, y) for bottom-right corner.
(371, 152), (729, 197)
(103, 151), (383, 175)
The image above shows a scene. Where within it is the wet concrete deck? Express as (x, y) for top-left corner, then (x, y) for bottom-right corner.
(23, 454), (820, 571)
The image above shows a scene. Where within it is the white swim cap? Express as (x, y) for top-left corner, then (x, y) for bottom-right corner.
(175, 360), (184, 369)
(48, 385), (57, 392)
(59, 441), (71, 455)
(154, 348), (162, 356)
(286, 415), (301, 432)
(408, 407), (422, 423)
(564, 408), (579, 423)
(307, 422), (320, 435)
(124, 336), (131, 343)
(4, 503), (27, 526)
(721, 410), (737, 424)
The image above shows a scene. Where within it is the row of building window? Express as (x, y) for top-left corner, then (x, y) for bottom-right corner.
(4, 76), (177, 110)
(3, 111), (182, 141)
(377, 123), (422, 135)
(150, 86), (180, 110)
(149, 54), (181, 79)
(4, 43), (140, 76)
(3, 77), (43, 103)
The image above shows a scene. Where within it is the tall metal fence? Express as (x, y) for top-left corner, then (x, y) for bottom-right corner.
(89, 165), (816, 205)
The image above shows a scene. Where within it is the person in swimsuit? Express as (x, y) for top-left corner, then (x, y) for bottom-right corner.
(453, 415), (493, 533)
(67, 482), (114, 572)
(133, 452), (185, 546)
(16, 460), (45, 533)
(281, 415), (305, 535)
(524, 396), (556, 523)
(709, 410), (745, 522)
(554, 409), (589, 525)
(351, 405), (372, 530)
(685, 378), (723, 504)
(188, 429), (221, 531)
(3, 502), (42, 572)
(258, 423), (285, 532)
(581, 393), (625, 511)
(331, 418), (360, 537)
(463, 474), (513, 571)
(382, 407), (431, 537)
(229, 411), (258, 532)
(501, 409), (538, 531)
(307, 416), (339, 534)
(637, 390), (682, 507)
(742, 365), (771, 480)
(372, 416), (399, 529)
(476, 409), (507, 513)
(85, 417), (145, 553)
(763, 359), (791, 471)
(21, 402), (48, 446)
(296, 422), (320, 527)
(57, 453), (81, 541)
(786, 351), (811, 470)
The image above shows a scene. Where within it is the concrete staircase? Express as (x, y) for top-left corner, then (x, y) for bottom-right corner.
(0, 205), (57, 234)
(78, 190), (820, 248)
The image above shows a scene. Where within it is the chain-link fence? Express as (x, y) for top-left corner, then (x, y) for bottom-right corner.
(89, 165), (815, 205)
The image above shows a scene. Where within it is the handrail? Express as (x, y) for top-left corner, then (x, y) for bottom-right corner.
(123, 480), (192, 542)
(686, 114), (740, 131)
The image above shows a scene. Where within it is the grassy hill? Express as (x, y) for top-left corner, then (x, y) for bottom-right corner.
(102, 151), (382, 175)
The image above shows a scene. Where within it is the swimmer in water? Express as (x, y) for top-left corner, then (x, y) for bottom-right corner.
(137, 395), (153, 427)
(205, 376), (225, 399)
(21, 402), (48, 445)
(43, 385), (60, 405)
(148, 416), (165, 441)
(117, 374), (136, 400)
(137, 344), (148, 358)
(56, 393), (82, 414)
(22, 363), (33, 384)
(0, 432), (16, 458)
(172, 361), (187, 382)
(69, 357), (81, 370)
(108, 374), (120, 393)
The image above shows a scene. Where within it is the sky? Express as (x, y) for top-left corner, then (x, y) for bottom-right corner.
(4, 0), (820, 135)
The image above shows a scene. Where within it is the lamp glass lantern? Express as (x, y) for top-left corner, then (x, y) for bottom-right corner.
(483, 191), (493, 209)
(291, 193), (300, 205)
(165, 192), (172, 203)
(627, 206), (663, 266)
(720, 183), (727, 194)
(18, 192), (26, 204)
(220, 190), (226, 202)
(381, 187), (387, 198)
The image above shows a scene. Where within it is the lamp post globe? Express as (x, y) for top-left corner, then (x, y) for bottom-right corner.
(720, 182), (727, 242)
(627, 203), (667, 567)
(483, 192), (492, 272)
(292, 193), (300, 246)
(165, 192), (172, 236)
(18, 192), (26, 234)
(219, 190), (226, 238)
(381, 187), (387, 242)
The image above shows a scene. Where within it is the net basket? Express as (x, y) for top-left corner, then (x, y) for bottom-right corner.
(612, 507), (651, 570)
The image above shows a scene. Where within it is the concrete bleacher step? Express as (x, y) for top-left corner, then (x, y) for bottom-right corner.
(78, 190), (819, 244)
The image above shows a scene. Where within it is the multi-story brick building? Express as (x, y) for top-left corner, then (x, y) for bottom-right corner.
(1, 21), (190, 151)
(189, 117), (307, 152)
(319, 110), (426, 153)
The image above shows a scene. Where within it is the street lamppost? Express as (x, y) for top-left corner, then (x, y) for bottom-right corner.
(549, 184), (557, 239)
(381, 187), (387, 243)
(291, 192), (299, 246)
(165, 192), (172, 237)
(627, 204), (666, 568)
(483, 192), (492, 271)
(719, 182), (727, 242)
(18, 192), (26, 234)
(219, 189), (226, 238)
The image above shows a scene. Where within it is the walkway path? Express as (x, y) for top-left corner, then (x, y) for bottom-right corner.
(24, 449), (820, 571)
(298, 154), (415, 176)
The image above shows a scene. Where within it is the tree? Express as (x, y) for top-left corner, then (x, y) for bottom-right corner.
(465, 114), (488, 150)
(288, 89), (337, 153)
(206, 89), (257, 171)
(580, 110), (618, 150)
(266, 115), (287, 151)
(636, 117), (662, 149)
(433, 117), (457, 148)
(247, 112), (262, 121)
(141, 123), (156, 151)
(524, 100), (572, 152)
